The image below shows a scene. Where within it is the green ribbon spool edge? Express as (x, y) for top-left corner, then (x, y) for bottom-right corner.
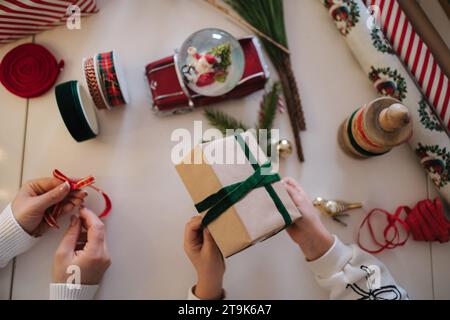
(55, 80), (99, 142)
(196, 134), (292, 228)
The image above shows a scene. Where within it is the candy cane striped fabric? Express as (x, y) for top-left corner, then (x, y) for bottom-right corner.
(364, 0), (450, 131)
(0, 0), (98, 45)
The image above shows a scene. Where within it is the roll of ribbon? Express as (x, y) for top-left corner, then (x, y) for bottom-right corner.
(83, 57), (110, 110)
(0, 43), (64, 98)
(96, 51), (129, 107)
(92, 55), (111, 109)
(55, 80), (99, 142)
(358, 197), (450, 254)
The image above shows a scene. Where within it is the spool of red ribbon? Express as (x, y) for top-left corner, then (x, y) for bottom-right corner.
(0, 43), (64, 98)
(358, 198), (450, 254)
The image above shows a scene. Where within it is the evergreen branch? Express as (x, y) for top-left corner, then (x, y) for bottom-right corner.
(203, 0), (290, 54)
(225, 0), (288, 66)
(257, 82), (281, 130)
(204, 108), (248, 135)
(223, 0), (306, 161)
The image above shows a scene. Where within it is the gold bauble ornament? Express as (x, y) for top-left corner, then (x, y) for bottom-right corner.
(276, 139), (293, 158)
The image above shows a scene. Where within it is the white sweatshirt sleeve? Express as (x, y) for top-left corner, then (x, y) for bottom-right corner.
(49, 283), (98, 300)
(0, 204), (39, 268)
(306, 235), (409, 300)
(187, 286), (226, 300)
(186, 235), (408, 300)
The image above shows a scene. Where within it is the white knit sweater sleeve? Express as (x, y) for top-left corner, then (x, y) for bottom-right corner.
(0, 203), (38, 268)
(306, 235), (409, 300)
(0, 204), (98, 300)
(49, 284), (98, 300)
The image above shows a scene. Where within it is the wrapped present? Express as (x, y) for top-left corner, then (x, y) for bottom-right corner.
(145, 36), (270, 115)
(176, 132), (301, 257)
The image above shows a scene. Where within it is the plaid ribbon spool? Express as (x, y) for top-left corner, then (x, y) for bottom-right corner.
(84, 57), (109, 110)
(96, 51), (127, 107)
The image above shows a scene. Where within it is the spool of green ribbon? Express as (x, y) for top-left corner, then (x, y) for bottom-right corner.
(196, 134), (292, 228)
(55, 80), (99, 142)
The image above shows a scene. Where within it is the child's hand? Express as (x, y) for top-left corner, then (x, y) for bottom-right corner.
(184, 216), (225, 300)
(52, 207), (111, 285)
(12, 177), (87, 236)
(282, 177), (334, 261)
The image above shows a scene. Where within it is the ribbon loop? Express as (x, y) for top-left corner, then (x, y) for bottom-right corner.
(198, 162), (281, 227)
(44, 169), (111, 228)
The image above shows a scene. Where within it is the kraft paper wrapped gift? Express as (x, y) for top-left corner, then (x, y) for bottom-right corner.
(176, 132), (302, 257)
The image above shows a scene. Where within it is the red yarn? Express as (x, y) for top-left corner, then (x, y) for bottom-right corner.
(358, 198), (450, 254)
(0, 43), (63, 98)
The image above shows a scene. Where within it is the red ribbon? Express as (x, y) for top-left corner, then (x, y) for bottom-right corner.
(44, 169), (111, 228)
(358, 198), (450, 254)
(0, 43), (63, 98)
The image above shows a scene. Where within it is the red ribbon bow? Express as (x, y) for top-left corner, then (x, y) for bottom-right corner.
(358, 198), (450, 254)
(44, 169), (111, 228)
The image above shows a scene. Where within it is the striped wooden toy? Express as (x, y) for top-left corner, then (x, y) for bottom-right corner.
(364, 0), (450, 132)
(0, 0), (98, 45)
(339, 97), (412, 158)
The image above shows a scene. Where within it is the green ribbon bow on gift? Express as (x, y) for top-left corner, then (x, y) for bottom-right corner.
(195, 134), (292, 228)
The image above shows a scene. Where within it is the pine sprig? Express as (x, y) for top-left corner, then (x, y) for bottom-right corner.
(204, 83), (282, 157)
(224, 0), (288, 67)
(223, 0), (305, 161)
(204, 108), (248, 135)
(258, 82), (281, 130)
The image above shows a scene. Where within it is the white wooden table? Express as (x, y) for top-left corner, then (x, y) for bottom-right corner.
(0, 37), (32, 300)
(1, 0), (448, 299)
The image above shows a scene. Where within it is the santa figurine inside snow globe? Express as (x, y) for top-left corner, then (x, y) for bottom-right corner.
(176, 28), (245, 97)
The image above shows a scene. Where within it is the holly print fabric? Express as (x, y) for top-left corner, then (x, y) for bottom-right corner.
(320, 0), (450, 203)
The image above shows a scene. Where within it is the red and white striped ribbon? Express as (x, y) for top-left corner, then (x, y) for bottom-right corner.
(364, 0), (450, 131)
(0, 0), (98, 45)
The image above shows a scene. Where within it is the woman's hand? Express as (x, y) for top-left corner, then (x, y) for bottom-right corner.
(283, 177), (334, 261)
(52, 207), (111, 285)
(12, 177), (87, 236)
(184, 216), (225, 300)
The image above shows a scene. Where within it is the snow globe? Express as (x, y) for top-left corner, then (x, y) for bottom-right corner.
(176, 28), (245, 97)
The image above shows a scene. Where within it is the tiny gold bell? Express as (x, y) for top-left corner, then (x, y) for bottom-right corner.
(313, 197), (362, 226)
(277, 139), (293, 158)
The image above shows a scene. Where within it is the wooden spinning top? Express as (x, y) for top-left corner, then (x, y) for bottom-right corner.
(338, 97), (413, 158)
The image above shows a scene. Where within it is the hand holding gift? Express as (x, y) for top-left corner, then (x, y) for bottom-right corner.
(183, 176), (336, 300)
(176, 132), (302, 258)
(184, 216), (225, 300)
(282, 177), (334, 261)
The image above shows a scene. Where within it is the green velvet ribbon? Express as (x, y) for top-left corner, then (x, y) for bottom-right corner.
(196, 134), (292, 228)
(55, 80), (97, 142)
